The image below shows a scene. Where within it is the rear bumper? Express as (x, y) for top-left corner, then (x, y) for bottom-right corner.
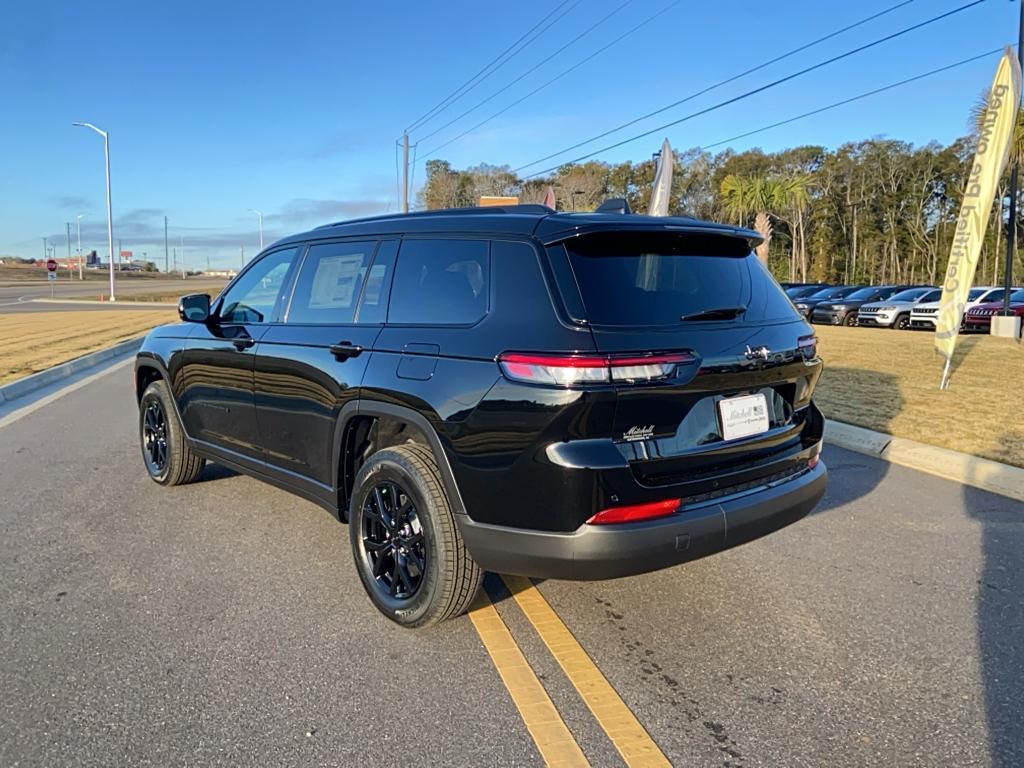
(457, 460), (827, 580)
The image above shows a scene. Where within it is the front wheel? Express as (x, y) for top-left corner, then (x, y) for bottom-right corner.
(139, 380), (205, 485)
(844, 312), (858, 327)
(349, 443), (483, 628)
(895, 313), (910, 330)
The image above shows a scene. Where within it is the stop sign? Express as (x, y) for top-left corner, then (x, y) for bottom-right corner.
(46, 259), (58, 272)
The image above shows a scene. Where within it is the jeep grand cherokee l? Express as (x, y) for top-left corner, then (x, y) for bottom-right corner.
(134, 205), (827, 628)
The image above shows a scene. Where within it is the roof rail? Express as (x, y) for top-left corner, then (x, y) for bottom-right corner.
(314, 204), (555, 230)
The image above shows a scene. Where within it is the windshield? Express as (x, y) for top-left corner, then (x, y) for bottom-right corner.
(559, 232), (798, 326)
(786, 285), (823, 298)
(845, 287), (883, 301)
(808, 286), (845, 299)
(919, 289), (942, 302)
(1010, 290), (1024, 302)
(888, 288), (931, 302)
(967, 288), (987, 301)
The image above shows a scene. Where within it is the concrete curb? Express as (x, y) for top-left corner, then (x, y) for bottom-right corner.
(0, 337), (143, 405)
(825, 420), (1024, 503)
(31, 298), (178, 307)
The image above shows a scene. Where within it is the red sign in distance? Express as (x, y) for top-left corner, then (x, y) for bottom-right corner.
(46, 259), (58, 272)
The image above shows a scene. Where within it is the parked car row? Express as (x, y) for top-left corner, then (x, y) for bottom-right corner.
(783, 282), (1024, 332)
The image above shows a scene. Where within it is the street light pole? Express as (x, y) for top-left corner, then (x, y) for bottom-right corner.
(164, 215), (169, 274)
(72, 122), (115, 301)
(76, 214), (83, 279)
(249, 209), (264, 251)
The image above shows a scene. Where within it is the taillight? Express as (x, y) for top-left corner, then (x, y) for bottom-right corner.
(497, 351), (694, 387)
(586, 498), (681, 525)
(798, 334), (817, 361)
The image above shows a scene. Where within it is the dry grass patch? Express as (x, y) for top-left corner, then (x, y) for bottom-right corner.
(814, 325), (1024, 467)
(0, 310), (174, 385)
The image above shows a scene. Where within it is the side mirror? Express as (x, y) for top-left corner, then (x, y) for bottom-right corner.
(178, 293), (211, 323)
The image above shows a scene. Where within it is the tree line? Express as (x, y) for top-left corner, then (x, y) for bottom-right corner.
(420, 127), (1024, 286)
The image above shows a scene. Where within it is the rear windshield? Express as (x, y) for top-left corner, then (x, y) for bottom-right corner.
(557, 232), (798, 326)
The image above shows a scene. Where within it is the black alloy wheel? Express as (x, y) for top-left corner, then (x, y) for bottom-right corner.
(142, 398), (169, 477)
(359, 480), (427, 601)
(844, 311), (858, 327)
(896, 314), (911, 330)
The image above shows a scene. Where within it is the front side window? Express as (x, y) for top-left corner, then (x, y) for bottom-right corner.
(388, 239), (489, 325)
(219, 247), (298, 324)
(287, 241), (376, 324)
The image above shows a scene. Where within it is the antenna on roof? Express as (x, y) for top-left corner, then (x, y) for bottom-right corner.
(595, 198), (632, 215)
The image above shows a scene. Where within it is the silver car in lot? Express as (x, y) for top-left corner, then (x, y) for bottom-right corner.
(909, 286), (1013, 330)
(857, 287), (941, 330)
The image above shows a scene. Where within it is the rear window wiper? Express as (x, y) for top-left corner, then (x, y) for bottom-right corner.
(679, 305), (747, 322)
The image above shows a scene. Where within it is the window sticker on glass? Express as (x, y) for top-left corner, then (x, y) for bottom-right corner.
(309, 253), (366, 309)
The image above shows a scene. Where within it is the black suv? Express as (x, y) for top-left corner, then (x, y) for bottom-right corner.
(134, 205), (827, 627)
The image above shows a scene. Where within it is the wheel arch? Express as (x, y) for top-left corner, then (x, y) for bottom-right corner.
(133, 354), (189, 434)
(334, 401), (468, 522)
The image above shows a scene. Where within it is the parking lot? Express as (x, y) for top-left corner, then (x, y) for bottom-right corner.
(0, 362), (1018, 766)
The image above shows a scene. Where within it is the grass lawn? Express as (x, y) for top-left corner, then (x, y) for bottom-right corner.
(814, 325), (1024, 468)
(0, 310), (175, 385)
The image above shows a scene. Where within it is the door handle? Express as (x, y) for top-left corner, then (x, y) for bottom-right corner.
(232, 337), (255, 351)
(330, 341), (363, 360)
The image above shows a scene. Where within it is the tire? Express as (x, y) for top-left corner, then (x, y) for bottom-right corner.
(139, 379), (205, 486)
(349, 443), (483, 628)
(844, 312), (858, 327)
(895, 313), (910, 330)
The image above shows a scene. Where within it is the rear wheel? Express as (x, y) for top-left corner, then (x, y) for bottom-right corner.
(139, 380), (205, 486)
(895, 313), (910, 330)
(349, 443), (482, 628)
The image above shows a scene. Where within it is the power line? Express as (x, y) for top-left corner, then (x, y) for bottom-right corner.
(513, 0), (919, 173)
(422, 0), (682, 160)
(520, 0), (984, 178)
(698, 45), (1007, 152)
(405, 0), (577, 135)
(416, 0), (634, 146)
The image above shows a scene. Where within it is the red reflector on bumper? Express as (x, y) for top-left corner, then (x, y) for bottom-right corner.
(586, 498), (681, 525)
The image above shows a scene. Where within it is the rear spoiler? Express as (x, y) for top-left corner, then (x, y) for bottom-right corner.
(539, 221), (764, 250)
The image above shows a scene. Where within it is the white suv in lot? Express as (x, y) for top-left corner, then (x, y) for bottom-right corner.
(909, 286), (1011, 330)
(858, 287), (941, 330)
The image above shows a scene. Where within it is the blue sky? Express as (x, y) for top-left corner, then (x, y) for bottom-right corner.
(0, 0), (1016, 268)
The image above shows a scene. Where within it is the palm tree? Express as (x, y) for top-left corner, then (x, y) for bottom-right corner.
(720, 174), (809, 268)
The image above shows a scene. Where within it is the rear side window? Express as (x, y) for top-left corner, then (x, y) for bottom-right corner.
(287, 241), (376, 324)
(559, 231), (797, 326)
(389, 239), (489, 325)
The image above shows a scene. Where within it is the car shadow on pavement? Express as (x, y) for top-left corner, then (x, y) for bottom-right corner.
(964, 455), (1024, 766)
(191, 463), (239, 484)
(810, 367), (898, 515)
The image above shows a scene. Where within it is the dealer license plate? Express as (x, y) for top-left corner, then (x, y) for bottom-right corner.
(718, 393), (770, 441)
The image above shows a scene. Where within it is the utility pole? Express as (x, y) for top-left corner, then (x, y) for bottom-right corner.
(173, 247), (177, 275)
(66, 222), (71, 280)
(240, 245), (245, 268)
(164, 215), (169, 274)
(117, 239), (122, 273)
(76, 215), (83, 279)
(402, 133), (410, 214)
(180, 235), (185, 279)
(1002, 0), (1024, 315)
(42, 237), (47, 260)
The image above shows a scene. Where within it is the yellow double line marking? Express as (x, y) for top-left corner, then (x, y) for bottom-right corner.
(467, 576), (670, 767)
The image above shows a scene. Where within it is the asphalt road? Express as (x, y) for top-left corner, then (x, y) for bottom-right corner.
(0, 278), (226, 313)
(0, 364), (1021, 767)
